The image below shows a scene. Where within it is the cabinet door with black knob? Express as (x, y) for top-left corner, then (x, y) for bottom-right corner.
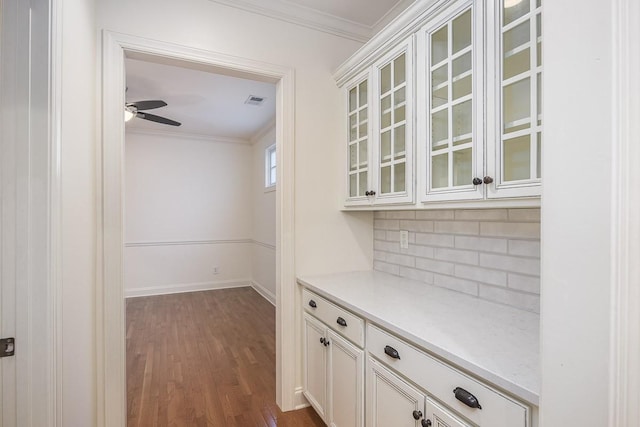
(303, 314), (328, 421)
(367, 357), (426, 427)
(327, 330), (364, 427)
(425, 397), (471, 427)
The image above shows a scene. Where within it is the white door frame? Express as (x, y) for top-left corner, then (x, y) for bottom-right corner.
(97, 31), (296, 426)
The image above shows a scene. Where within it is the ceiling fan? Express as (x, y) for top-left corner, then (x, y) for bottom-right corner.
(124, 100), (181, 126)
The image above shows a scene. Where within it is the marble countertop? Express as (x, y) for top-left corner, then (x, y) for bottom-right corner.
(297, 270), (540, 406)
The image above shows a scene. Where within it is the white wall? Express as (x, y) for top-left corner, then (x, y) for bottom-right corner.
(251, 125), (277, 303)
(124, 131), (253, 297)
(540, 0), (614, 424)
(60, 0), (96, 425)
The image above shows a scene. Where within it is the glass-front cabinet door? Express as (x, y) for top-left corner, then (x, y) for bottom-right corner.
(372, 37), (414, 205)
(420, 1), (484, 202)
(487, 0), (542, 198)
(345, 71), (372, 206)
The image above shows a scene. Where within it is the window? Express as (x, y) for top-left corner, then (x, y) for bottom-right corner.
(265, 143), (276, 189)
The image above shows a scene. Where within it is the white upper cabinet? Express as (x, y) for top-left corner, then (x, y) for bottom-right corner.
(418, 1), (485, 202)
(344, 37), (414, 206)
(486, 0), (542, 198)
(337, 0), (542, 208)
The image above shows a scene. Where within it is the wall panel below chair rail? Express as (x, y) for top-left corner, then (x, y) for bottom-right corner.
(124, 239), (252, 297)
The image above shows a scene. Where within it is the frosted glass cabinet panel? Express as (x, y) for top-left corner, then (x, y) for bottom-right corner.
(421, 2), (484, 202)
(374, 37), (414, 205)
(346, 74), (371, 203)
(489, 0), (542, 198)
(344, 37), (414, 206)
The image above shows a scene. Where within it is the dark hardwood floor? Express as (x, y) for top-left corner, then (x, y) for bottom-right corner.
(126, 287), (325, 426)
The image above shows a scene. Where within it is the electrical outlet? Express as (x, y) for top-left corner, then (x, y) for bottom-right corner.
(400, 230), (409, 249)
(213, 266), (220, 275)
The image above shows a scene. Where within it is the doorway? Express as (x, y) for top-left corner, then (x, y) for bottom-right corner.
(98, 32), (297, 426)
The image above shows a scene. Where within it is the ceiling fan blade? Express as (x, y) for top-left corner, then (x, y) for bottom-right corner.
(137, 112), (181, 126)
(127, 100), (167, 111)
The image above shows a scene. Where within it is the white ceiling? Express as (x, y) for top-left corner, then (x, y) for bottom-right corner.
(288, 0), (405, 27)
(125, 58), (276, 141)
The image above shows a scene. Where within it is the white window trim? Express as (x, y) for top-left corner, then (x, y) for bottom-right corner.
(265, 143), (277, 191)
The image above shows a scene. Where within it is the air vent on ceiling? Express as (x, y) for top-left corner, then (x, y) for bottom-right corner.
(245, 95), (266, 106)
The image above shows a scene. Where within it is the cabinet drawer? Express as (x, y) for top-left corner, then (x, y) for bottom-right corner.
(303, 288), (364, 347)
(367, 324), (530, 427)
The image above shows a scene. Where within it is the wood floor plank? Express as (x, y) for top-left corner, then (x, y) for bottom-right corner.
(127, 288), (325, 426)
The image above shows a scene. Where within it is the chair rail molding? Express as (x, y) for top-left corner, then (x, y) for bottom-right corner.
(98, 31), (296, 427)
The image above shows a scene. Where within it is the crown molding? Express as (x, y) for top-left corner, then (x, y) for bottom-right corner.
(208, 0), (372, 43)
(333, 0), (446, 87)
(125, 127), (250, 144)
(250, 118), (276, 144)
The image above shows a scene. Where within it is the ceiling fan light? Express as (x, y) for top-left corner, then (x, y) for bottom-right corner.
(124, 109), (135, 122)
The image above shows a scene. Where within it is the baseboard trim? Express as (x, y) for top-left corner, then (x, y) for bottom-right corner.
(294, 386), (310, 410)
(125, 279), (251, 298)
(250, 280), (276, 306)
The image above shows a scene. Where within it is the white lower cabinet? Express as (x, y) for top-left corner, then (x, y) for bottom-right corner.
(367, 357), (426, 427)
(303, 312), (364, 427)
(367, 358), (470, 427)
(302, 287), (533, 427)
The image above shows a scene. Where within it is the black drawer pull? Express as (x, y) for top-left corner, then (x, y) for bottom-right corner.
(308, 300), (317, 308)
(422, 420), (432, 427)
(412, 410), (422, 420)
(336, 317), (347, 327)
(453, 387), (482, 409)
(384, 345), (400, 359)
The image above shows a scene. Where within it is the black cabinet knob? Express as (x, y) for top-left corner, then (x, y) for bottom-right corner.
(365, 191), (371, 196)
(320, 337), (325, 345)
(472, 177), (483, 185)
(384, 345), (401, 359)
(336, 317), (347, 327)
(412, 410), (423, 420)
(453, 387), (482, 409)
(324, 339), (330, 347)
(370, 190), (376, 196)
(308, 300), (317, 308)
(483, 176), (494, 184)
(422, 420), (432, 427)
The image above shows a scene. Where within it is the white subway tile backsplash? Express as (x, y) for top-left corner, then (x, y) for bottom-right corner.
(454, 235), (508, 253)
(434, 247), (479, 265)
(374, 219), (400, 230)
(480, 253), (540, 276)
(479, 285), (540, 313)
(508, 208), (541, 222)
(399, 220), (434, 232)
(415, 232), (455, 248)
(373, 208), (541, 312)
(480, 222), (540, 238)
(434, 274), (479, 296)
(374, 230), (387, 240)
(416, 257), (455, 275)
(455, 264), (507, 287)
(374, 260), (400, 276)
(455, 209), (508, 221)
(508, 273), (541, 294)
(399, 266), (435, 284)
(402, 244), (435, 258)
(374, 240), (400, 253)
(416, 210), (455, 220)
(386, 210), (417, 220)
(508, 240), (541, 257)
(435, 221), (480, 235)
(385, 252), (415, 267)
